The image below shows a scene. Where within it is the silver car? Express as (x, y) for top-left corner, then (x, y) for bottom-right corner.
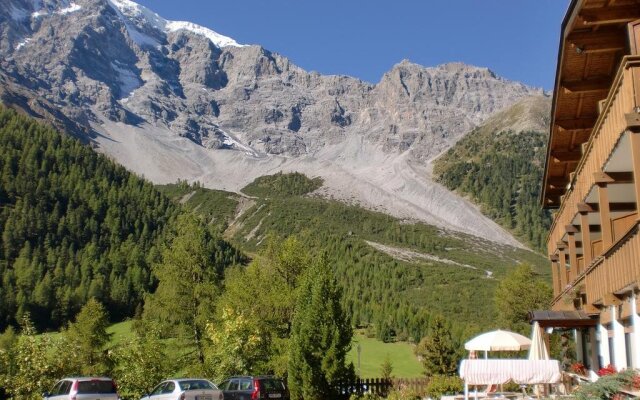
(141, 379), (223, 400)
(43, 377), (119, 400)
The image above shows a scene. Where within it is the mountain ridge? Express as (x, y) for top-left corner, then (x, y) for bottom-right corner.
(0, 0), (547, 247)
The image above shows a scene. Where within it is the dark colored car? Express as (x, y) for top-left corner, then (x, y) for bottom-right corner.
(218, 376), (288, 400)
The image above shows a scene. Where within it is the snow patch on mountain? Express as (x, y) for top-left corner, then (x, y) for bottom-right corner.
(107, 0), (244, 48)
(110, 62), (142, 98)
(31, 0), (81, 18)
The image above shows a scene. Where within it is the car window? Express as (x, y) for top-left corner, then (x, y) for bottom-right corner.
(179, 380), (215, 390)
(49, 381), (63, 395)
(60, 381), (72, 395)
(239, 379), (253, 391)
(259, 379), (285, 391)
(77, 380), (117, 394)
(150, 382), (166, 395)
(218, 380), (229, 390)
(228, 379), (239, 391)
(162, 382), (175, 394)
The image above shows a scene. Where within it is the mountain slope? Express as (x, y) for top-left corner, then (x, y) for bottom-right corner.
(432, 96), (552, 250)
(161, 176), (549, 342)
(0, 0), (545, 246)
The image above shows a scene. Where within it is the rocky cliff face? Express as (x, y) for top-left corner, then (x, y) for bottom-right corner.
(0, 0), (547, 246)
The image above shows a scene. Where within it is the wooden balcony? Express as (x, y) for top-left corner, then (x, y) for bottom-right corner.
(585, 220), (640, 305)
(548, 56), (640, 257)
(549, 56), (640, 306)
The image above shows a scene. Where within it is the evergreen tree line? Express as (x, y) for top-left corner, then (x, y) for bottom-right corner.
(433, 129), (552, 251)
(0, 106), (243, 331)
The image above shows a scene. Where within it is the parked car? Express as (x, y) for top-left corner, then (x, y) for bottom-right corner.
(218, 376), (288, 400)
(141, 379), (222, 400)
(43, 377), (119, 400)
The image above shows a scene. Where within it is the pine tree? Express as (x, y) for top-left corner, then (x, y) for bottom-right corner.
(415, 316), (459, 377)
(494, 264), (552, 334)
(65, 298), (112, 375)
(143, 214), (222, 367)
(288, 254), (354, 400)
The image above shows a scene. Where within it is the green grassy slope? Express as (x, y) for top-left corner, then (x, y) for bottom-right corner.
(432, 96), (552, 251)
(162, 172), (548, 343)
(348, 334), (423, 378)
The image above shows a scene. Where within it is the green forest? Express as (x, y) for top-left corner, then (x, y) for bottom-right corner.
(164, 176), (548, 343)
(433, 127), (552, 251)
(0, 106), (242, 331)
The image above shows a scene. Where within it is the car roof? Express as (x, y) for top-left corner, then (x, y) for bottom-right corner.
(61, 377), (114, 381)
(169, 378), (213, 382)
(227, 376), (280, 380)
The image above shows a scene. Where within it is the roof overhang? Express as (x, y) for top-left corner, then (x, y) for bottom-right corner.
(529, 310), (599, 328)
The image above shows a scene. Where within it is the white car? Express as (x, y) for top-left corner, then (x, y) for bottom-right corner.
(141, 379), (222, 400)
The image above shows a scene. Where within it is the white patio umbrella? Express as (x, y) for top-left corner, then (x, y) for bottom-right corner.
(465, 329), (532, 358)
(528, 321), (549, 360)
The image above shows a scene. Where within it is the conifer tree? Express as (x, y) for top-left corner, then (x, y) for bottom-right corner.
(415, 316), (459, 377)
(287, 254), (354, 400)
(143, 214), (222, 366)
(65, 298), (112, 375)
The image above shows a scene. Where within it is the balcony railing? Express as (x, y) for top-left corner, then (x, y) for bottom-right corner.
(547, 56), (640, 257)
(548, 56), (640, 305)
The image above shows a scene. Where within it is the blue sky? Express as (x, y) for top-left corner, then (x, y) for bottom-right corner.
(137, 0), (568, 90)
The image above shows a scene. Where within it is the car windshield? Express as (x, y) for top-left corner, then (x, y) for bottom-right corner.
(77, 380), (117, 394)
(259, 379), (285, 391)
(178, 380), (216, 391)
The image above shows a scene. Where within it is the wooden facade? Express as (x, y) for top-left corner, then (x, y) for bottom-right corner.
(541, 0), (640, 373)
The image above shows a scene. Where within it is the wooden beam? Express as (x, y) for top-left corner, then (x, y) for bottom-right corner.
(568, 231), (579, 280)
(567, 27), (628, 53)
(630, 132), (640, 210)
(586, 202), (637, 212)
(557, 240), (568, 250)
(597, 183), (614, 248)
(581, 210), (593, 265)
(627, 112), (640, 132)
(580, 5), (640, 25)
(602, 293), (623, 306)
(607, 171), (634, 183)
(583, 303), (600, 315)
(555, 117), (597, 130)
(593, 171), (615, 184)
(562, 78), (611, 94)
(551, 150), (583, 162)
(565, 224), (579, 234)
(578, 202), (595, 213)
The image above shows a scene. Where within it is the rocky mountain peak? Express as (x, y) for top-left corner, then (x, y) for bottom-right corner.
(0, 0), (546, 246)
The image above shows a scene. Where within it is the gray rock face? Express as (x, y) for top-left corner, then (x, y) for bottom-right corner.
(0, 0), (542, 159)
(0, 0), (547, 245)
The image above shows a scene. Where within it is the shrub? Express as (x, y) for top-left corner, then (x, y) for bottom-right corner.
(349, 393), (382, 400)
(574, 369), (637, 400)
(425, 375), (464, 399)
(386, 386), (422, 400)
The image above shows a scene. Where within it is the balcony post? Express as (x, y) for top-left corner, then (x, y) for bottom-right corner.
(578, 203), (593, 266)
(558, 241), (568, 290)
(550, 254), (560, 296)
(595, 173), (614, 248)
(566, 225), (579, 279)
(629, 132), (640, 209)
